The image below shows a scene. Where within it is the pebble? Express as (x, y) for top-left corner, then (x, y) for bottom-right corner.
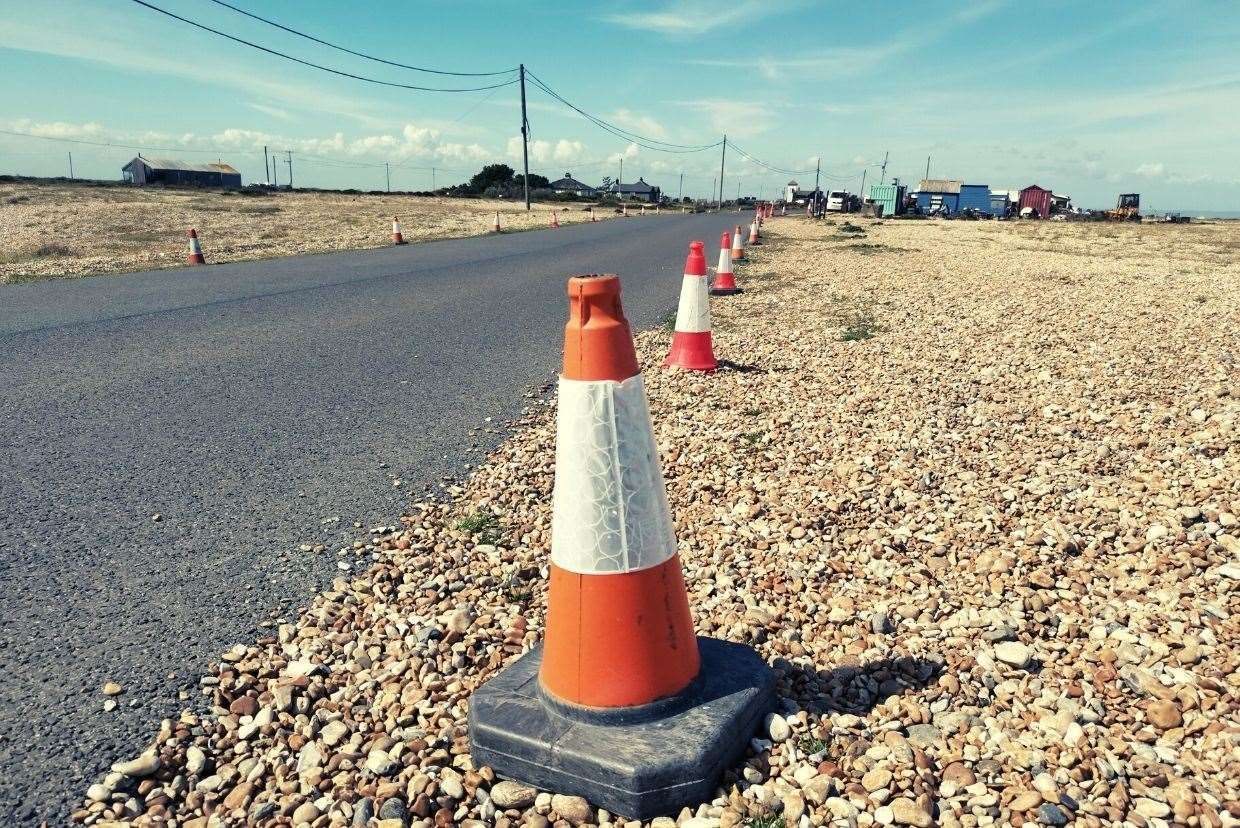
(994, 641), (1031, 667)
(1036, 803), (1069, 826)
(550, 794), (591, 825)
(490, 781), (538, 809)
(111, 753), (160, 778)
(766, 713), (792, 743)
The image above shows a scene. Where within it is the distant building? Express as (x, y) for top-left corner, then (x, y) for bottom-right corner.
(958, 183), (991, 214)
(914, 179), (962, 214)
(122, 156), (241, 187)
(549, 173), (597, 198)
(989, 191), (1012, 216)
(608, 177), (661, 202)
(1050, 193), (1072, 212)
(1019, 185), (1052, 218)
(868, 182), (908, 216)
(784, 179), (822, 204)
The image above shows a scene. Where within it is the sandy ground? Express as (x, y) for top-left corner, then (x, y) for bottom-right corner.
(71, 217), (1239, 828)
(0, 180), (680, 284)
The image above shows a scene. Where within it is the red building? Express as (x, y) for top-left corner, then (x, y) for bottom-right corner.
(1018, 185), (1052, 219)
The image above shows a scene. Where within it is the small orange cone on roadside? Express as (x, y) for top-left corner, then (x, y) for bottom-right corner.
(551, 211), (560, 228)
(590, 207), (597, 222)
(187, 228), (205, 265)
(494, 211), (502, 233)
(712, 231), (739, 295)
(748, 219), (761, 245)
(392, 216), (407, 245)
(664, 241), (717, 372)
(731, 225), (745, 261)
(640, 204), (646, 216)
(622, 204), (628, 217)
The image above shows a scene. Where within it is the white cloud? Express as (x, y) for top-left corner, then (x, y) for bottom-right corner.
(610, 109), (668, 139)
(245, 103), (293, 122)
(11, 119), (105, 140)
(670, 100), (772, 139)
(602, 0), (800, 37)
(1134, 162), (1165, 178)
(607, 143), (641, 163)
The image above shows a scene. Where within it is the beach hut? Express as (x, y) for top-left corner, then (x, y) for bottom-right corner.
(1019, 185), (1052, 218)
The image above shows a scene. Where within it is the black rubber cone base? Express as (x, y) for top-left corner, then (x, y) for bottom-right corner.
(469, 637), (774, 821)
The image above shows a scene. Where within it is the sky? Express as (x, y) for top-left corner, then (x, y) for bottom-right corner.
(1, 0), (1237, 211)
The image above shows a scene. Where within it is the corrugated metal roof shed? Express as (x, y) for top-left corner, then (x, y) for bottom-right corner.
(918, 179), (962, 194)
(138, 158), (240, 174)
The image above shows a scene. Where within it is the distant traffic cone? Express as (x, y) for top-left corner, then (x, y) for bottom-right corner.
(640, 205), (646, 216)
(494, 211), (501, 233)
(392, 216), (407, 245)
(748, 219), (761, 245)
(551, 211), (560, 228)
(781, 204), (787, 216)
(590, 207), (597, 222)
(731, 224), (745, 261)
(712, 232), (739, 295)
(664, 241), (717, 372)
(622, 204), (628, 217)
(187, 228), (205, 265)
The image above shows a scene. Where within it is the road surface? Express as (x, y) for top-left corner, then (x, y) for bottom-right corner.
(0, 212), (735, 825)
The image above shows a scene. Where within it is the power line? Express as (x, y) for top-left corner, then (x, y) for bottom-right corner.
(127, 0), (519, 92)
(524, 71), (722, 154)
(0, 127), (234, 155)
(204, 0), (516, 77)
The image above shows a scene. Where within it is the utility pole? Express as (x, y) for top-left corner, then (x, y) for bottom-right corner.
(859, 168), (867, 206)
(271, 153), (279, 188)
(385, 162), (391, 192)
(717, 134), (727, 209)
(263, 145), (269, 185)
(711, 176), (717, 211)
(431, 167), (436, 191)
(678, 171), (683, 202)
(618, 157), (623, 202)
(813, 157), (821, 214)
(879, 150), (889, 185)
(519, 63), (530, 211)
(68, 151), (73, 179)
(925, 155), (930, 182)
(286, 150), (294, 189)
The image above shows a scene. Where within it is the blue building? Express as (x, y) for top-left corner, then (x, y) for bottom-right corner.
(914, 179), (961, 214)
(959, 184), (991, 214)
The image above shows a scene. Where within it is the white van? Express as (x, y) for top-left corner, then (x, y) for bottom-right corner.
(826, 190), (849, 212)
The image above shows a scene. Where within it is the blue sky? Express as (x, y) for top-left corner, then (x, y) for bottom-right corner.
(1, 0), (1237, 210)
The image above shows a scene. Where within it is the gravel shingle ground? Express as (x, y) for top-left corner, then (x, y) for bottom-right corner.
(0, 181), (646, 283)
(69, 216), (1239, 828)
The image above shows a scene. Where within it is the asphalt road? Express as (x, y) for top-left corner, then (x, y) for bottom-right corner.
(0, 212), (734, 825)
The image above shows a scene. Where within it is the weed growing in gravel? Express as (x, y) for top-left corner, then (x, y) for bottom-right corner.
(456, 511), (501, 544)
(833, 294), (883, 341)
(661, 308), (678, 332)
(0, 242), (71, 263)
(746, 812), (785, 828)
(839, 221), (866, 234)
(741, 431), (765, 446)
(797, 734), (828, 754)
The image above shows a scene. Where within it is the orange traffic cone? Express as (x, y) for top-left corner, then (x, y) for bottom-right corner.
(392, 216), (406, 245)
(469, 273), (773, 819)
(187, 229), (205, 265)
(540, 273), (700, 709)
(712, 231), (739, 295)
(731, 224), (745, 261)
(664, 241), (717, 372)
(494, 211), (501, 233)
(748, 219), (761, 245)
(622, 204), (629, 217)
(590, 207), (597, 222)
(551, 211), (560, 228)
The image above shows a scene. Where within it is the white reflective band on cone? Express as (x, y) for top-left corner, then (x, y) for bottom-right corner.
(717, 248), (732, 274)
(189, 239), (202, 253)
(551, 375), (676, 575)
(673, 273), (711, 333)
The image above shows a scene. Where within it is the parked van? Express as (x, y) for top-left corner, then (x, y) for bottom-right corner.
(826, 190), (849, 212)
